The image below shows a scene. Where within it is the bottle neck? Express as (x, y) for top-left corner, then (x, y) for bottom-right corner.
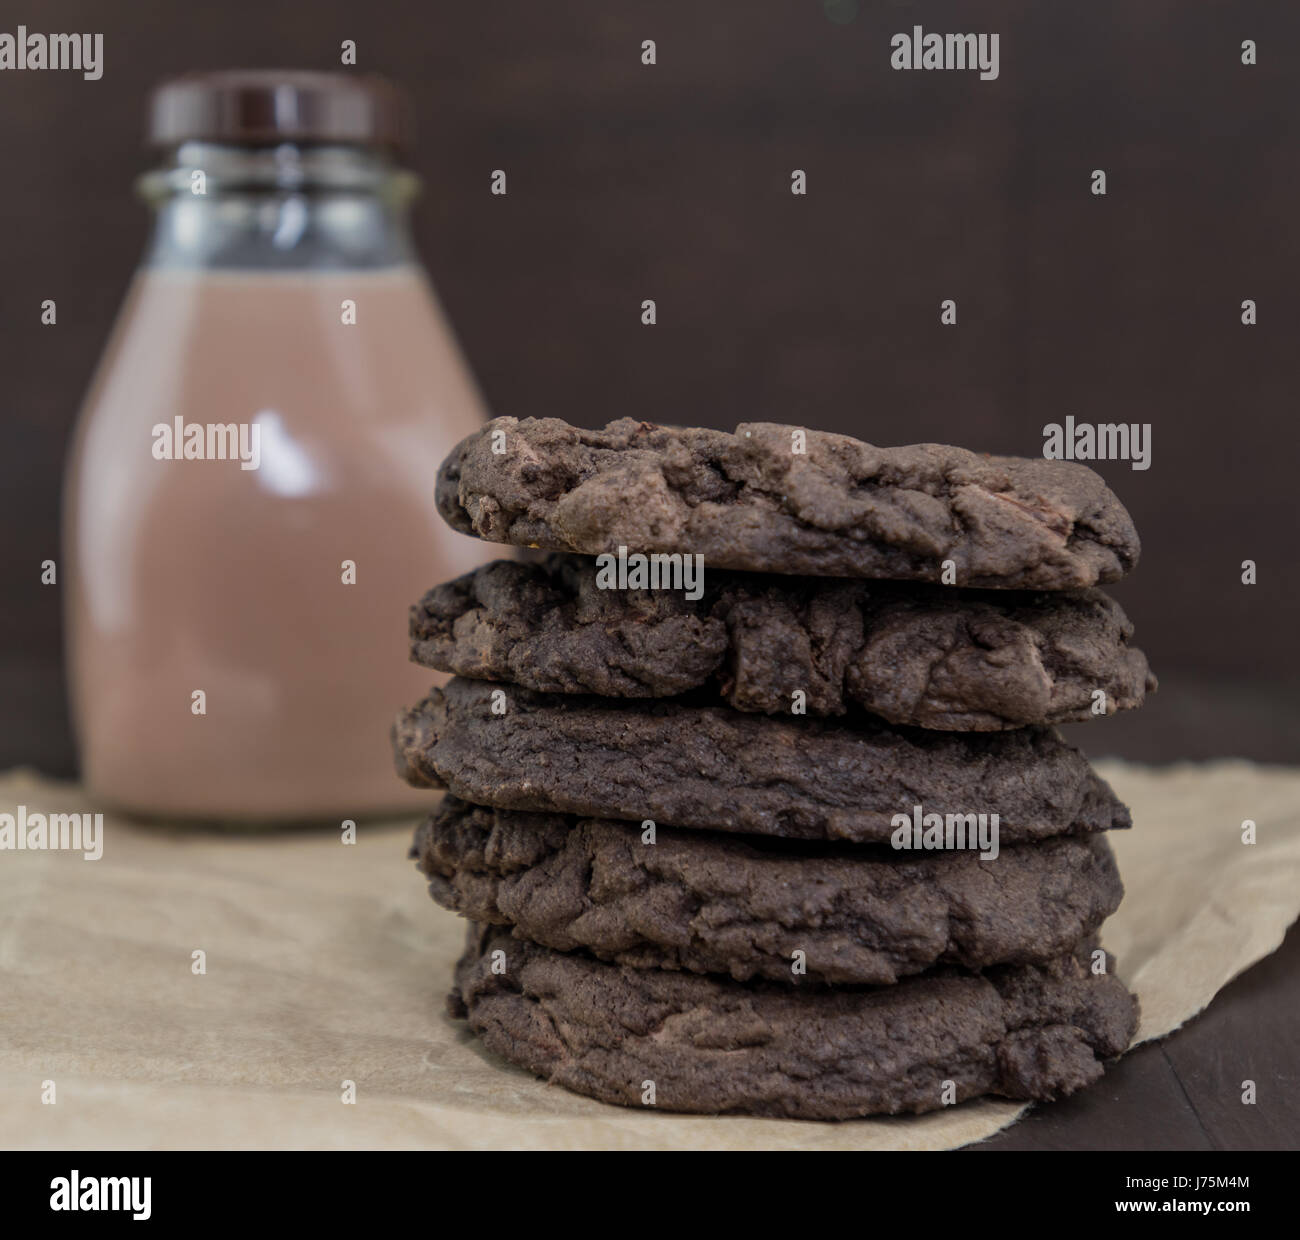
(138, 142), (420, 271)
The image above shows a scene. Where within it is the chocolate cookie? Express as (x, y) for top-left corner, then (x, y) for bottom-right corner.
(449, 924), (1138, 1119)
(415, 797), (1125, 984)
(393, 678), (1130, 843)
(435, 417), (1140, 589)
(411, 556), (1155, 728)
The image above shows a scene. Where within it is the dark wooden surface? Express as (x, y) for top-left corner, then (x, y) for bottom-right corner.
(977, 924), (1300, 1150)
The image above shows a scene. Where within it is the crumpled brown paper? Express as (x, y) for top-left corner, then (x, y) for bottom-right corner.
(2, 760), (1298, 1150)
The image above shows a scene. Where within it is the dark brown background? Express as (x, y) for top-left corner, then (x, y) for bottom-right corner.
(0, 0), (1296, 1152)
(2, 0), (1298, 773)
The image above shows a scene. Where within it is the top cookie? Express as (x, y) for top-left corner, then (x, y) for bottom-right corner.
(436, 417), (1140, 588)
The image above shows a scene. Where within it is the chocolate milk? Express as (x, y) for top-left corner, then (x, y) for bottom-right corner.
(65, 266), (493, 819)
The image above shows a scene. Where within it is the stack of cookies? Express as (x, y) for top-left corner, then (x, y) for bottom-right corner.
(394, 417), (1154, 1120)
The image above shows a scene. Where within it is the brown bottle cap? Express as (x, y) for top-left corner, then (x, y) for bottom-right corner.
(148, 70), (409, 149)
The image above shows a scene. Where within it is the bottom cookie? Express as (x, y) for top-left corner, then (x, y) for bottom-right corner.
(449, 925), (1138, 1120)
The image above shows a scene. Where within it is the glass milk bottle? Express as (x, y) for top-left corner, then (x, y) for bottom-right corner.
(64, 71), (493, 822)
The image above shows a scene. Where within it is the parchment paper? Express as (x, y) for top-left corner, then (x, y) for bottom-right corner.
(2, 760), (1298, 1151)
